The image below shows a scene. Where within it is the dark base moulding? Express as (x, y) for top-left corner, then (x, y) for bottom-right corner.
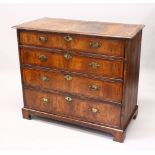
(22, 105), (138, 143)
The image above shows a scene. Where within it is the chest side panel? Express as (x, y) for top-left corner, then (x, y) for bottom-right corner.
(121, 31), (142, 129)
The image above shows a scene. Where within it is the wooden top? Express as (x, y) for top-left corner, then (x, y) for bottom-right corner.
(15, 17), (144, 39)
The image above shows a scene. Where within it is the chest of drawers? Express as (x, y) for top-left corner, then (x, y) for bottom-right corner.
(15, 18), (144, 142)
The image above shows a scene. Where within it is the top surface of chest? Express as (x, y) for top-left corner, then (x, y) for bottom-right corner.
(15, 17), (144, 38)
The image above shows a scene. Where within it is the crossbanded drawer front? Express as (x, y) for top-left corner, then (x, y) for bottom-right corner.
(20, 47), (123, 79)
(24, 88), (121, 127)
(22, 68), (122, 103)
(19, 31), (124, 57)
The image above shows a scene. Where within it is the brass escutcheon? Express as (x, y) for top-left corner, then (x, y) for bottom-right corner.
(89, 41), (101, 48)
(65, 96), (72, 102)
(89, 62), (100, 69)
(38, 55), (48, 62)
(91, 107), (98, 113)
(42, 97), (49, 104)
(89, 84), (100, 91)
(64, 35), (72, 42)
(64, 75), (72, 81)
(41, 76), (49, 82)
(64, 52), (72, 60)
(39, 36), (48, 43)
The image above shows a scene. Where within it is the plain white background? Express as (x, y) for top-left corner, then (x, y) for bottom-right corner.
(0, 3), (155, 154)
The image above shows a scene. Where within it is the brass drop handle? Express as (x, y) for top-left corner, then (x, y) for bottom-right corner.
(64, 35), (72, 42)
(91, 107), (98, 113)
(89, 42), (101, 48)
(64, 75), (72, 81)
(89, 84), (100, 91)
(41, 76), (49, 82)
(39, 36), (48, 43)
(41, 97), (49, 104)
(64, 52), (72, 60)
(89, 62), (100, 69)
(65, 96), (72, 102)
(38, 55), (48, 62)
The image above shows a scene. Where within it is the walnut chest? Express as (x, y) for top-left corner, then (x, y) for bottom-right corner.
(15, 18), (144, 142)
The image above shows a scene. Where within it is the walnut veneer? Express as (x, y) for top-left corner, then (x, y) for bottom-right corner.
(15, 17), (144, 142)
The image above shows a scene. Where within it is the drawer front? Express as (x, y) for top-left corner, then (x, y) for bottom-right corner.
(22, 68), (122, 103)
(20, 47), (123, 79)
(24, 88), (121, 127)
(19, 31), (124, 57)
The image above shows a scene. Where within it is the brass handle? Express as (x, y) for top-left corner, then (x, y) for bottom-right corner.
(64, 75), (72, 81)
(91, 107), (98, 113)
(89, 42), (101, 48)
(64, 52), (72, 60)
(41, 97), (49, 104)
(65, 96), (72, 102)
(38, 55), (48, 62)
(89, 84), (100, 91)
(89, 62), (100, 69)
(39, 36), (47, 43)
(41, 76), (49, 82)
(64, 35), (72, 42)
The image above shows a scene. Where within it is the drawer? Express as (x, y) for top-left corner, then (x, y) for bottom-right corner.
(22, 68), (122, 103)
(20, 47), (123, 79)
(24, 88), (121, 127)
(19, 31), (124, 57)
